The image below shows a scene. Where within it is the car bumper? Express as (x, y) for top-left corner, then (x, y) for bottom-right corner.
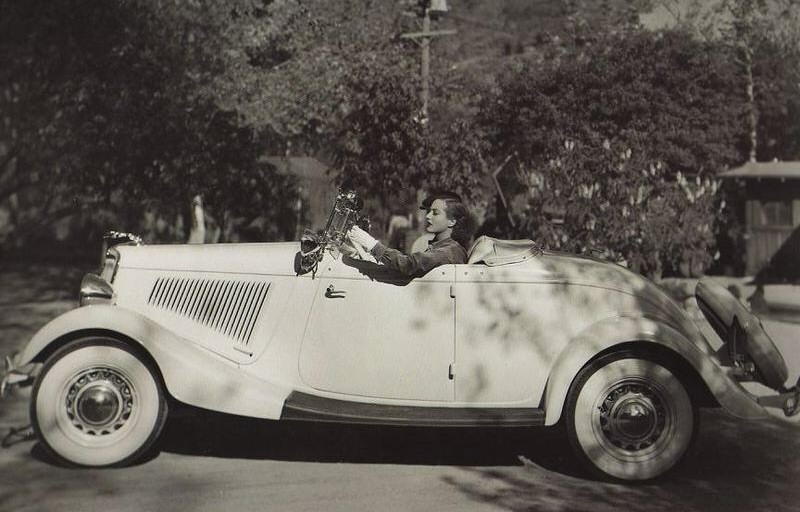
(755, 375), (800, 418)
(0, 353), (36, 398)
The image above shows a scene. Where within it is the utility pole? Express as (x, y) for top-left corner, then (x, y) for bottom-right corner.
(401, 0), (456, 124)
(421, 9), (431, 121)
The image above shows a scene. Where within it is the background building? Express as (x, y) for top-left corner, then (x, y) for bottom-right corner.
(720, 161), (800, 280)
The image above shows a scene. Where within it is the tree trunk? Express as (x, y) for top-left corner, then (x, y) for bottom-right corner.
(743, 43), (758, 162)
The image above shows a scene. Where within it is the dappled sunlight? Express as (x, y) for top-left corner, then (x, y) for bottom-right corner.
(297, 253), (455, 400)
(444, 410), (800, 512)
(285, 242), (720, 410)
(453, 252), (675, 404)
(3, 260), (800, 507)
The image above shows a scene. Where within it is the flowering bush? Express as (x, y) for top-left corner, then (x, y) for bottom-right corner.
(518, 139), (722, 279)
(479, 28), (744, 279)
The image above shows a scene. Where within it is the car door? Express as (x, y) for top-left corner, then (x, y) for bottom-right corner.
(298, 254), (456, 401)
(453, 264), (574, 404)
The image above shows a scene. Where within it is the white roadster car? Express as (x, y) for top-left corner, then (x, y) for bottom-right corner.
(2, 190), (798, 481)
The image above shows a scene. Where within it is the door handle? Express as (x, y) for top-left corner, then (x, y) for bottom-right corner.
(325, 285), (347, 299)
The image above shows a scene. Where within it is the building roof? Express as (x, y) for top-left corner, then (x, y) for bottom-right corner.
(719, 161), (800, 180)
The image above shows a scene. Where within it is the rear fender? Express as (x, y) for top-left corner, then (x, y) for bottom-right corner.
(542, 315), (769, 425)
(17, 305), (289, 420)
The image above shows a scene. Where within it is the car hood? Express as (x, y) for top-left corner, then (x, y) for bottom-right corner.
(116, 241), (302, 276)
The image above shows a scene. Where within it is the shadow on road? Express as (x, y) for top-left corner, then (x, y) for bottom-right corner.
(20, 403), (800, 512)
(149, 404), (800, 511)
(441, 409), (800, 512)
(155, 402), (585, 474)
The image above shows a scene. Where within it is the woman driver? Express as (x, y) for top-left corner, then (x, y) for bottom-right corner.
(348, 192), (474, 277)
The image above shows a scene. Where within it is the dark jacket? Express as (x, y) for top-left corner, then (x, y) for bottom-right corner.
(370, 237), (467, 277)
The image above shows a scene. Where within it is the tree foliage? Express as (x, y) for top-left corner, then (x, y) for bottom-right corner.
(520, 139), (721, 277)
(480, 29), (744, 276)
(3, 0), (800, 274)
(136, 0), (412, 148)
(331, 55), (494, 233)
(0, 0), (297, 250)
(660, 0), (800, 161)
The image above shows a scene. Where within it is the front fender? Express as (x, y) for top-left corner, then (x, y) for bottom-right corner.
(542, 315), (769, 425)
(17, 305), (290, 420)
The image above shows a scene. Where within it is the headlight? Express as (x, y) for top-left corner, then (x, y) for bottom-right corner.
(80, 274), (114, 306)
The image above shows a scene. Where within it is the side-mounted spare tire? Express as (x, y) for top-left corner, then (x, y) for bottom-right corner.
(695, 278), (788, 390)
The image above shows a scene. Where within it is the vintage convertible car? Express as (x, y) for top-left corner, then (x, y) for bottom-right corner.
(2, 190), (798, 481)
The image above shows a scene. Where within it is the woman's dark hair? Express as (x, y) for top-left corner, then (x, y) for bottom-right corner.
(442, 198), (476, 249)
(422, 191), (475, 249)
(420, 190), (462, 211)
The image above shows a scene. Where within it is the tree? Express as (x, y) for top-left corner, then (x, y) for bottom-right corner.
(331, 55), (494, 234)
(0, 0), (137, 246)
(0, 0), (298, 251)
(752, 38), (800, 161)
(479, 28), (744, 277)
(135, 0), (413, 149)
(656, 0), (800, 161)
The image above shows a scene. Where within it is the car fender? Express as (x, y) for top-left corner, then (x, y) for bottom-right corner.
(17, 305), (290, 420)
(542, 315), (769, 425)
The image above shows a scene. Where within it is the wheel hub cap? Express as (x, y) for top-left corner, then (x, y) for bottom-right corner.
(599, 383), (666, 451)
(66, 368), (134, 436)
(76, 384), (119, 425)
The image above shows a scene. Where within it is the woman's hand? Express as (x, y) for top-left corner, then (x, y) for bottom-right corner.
(339, 238), (359, 258)
(348, 226), (378, 252)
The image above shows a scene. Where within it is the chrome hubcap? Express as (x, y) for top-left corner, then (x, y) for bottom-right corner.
(598, 383), (666, 451)
(66, 368), (134, 436)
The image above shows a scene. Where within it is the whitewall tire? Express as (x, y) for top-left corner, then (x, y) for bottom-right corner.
(31, 338), (168, 467)
(565, 354), (696, 481)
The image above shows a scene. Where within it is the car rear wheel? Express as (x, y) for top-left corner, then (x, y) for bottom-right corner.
(565, 353), (696, 482)
(31, 337), (168, 467)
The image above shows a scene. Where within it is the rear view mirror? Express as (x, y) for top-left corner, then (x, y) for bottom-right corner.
(300, 230), (321, 256)
(296, 230), (322, 276)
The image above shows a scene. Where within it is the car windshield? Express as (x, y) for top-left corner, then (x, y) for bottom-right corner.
(321, 190), (365, 252)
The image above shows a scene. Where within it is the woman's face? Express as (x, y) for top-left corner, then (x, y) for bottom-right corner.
(425, 198), (455, 235)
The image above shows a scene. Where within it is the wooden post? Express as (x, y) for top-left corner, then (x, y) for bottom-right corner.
(400, 3), (456, 125)
(421, 8), (431, 121)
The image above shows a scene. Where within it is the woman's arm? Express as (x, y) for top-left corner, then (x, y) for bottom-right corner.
(349, 226), (461, 276)
(371, 243), (456, 276)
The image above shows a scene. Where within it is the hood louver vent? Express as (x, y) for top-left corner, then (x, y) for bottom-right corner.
(148, 277), (270, 346)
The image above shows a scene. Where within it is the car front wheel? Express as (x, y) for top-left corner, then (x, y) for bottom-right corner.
(31, 337), (168, 467)
(565, 353), (696, 481)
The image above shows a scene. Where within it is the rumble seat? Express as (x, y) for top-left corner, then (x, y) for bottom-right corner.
(467, 236), (540, 266)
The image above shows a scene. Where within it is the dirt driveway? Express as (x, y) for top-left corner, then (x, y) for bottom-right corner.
(1, 266), (799, 512)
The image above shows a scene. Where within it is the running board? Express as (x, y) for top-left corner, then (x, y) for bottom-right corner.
(280, 391), (545, 427)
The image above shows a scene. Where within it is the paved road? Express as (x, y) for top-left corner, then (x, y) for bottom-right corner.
(1, 276), (799, 511)
(2, 398), (800, 512)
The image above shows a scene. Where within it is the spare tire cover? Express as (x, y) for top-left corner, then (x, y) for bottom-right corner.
(695, 278), (788, 390)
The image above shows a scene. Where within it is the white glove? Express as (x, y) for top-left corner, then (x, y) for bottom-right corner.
(348, 226), (378, 252)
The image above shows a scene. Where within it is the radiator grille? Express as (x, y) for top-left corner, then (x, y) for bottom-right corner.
(148, 277), (269, 345)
